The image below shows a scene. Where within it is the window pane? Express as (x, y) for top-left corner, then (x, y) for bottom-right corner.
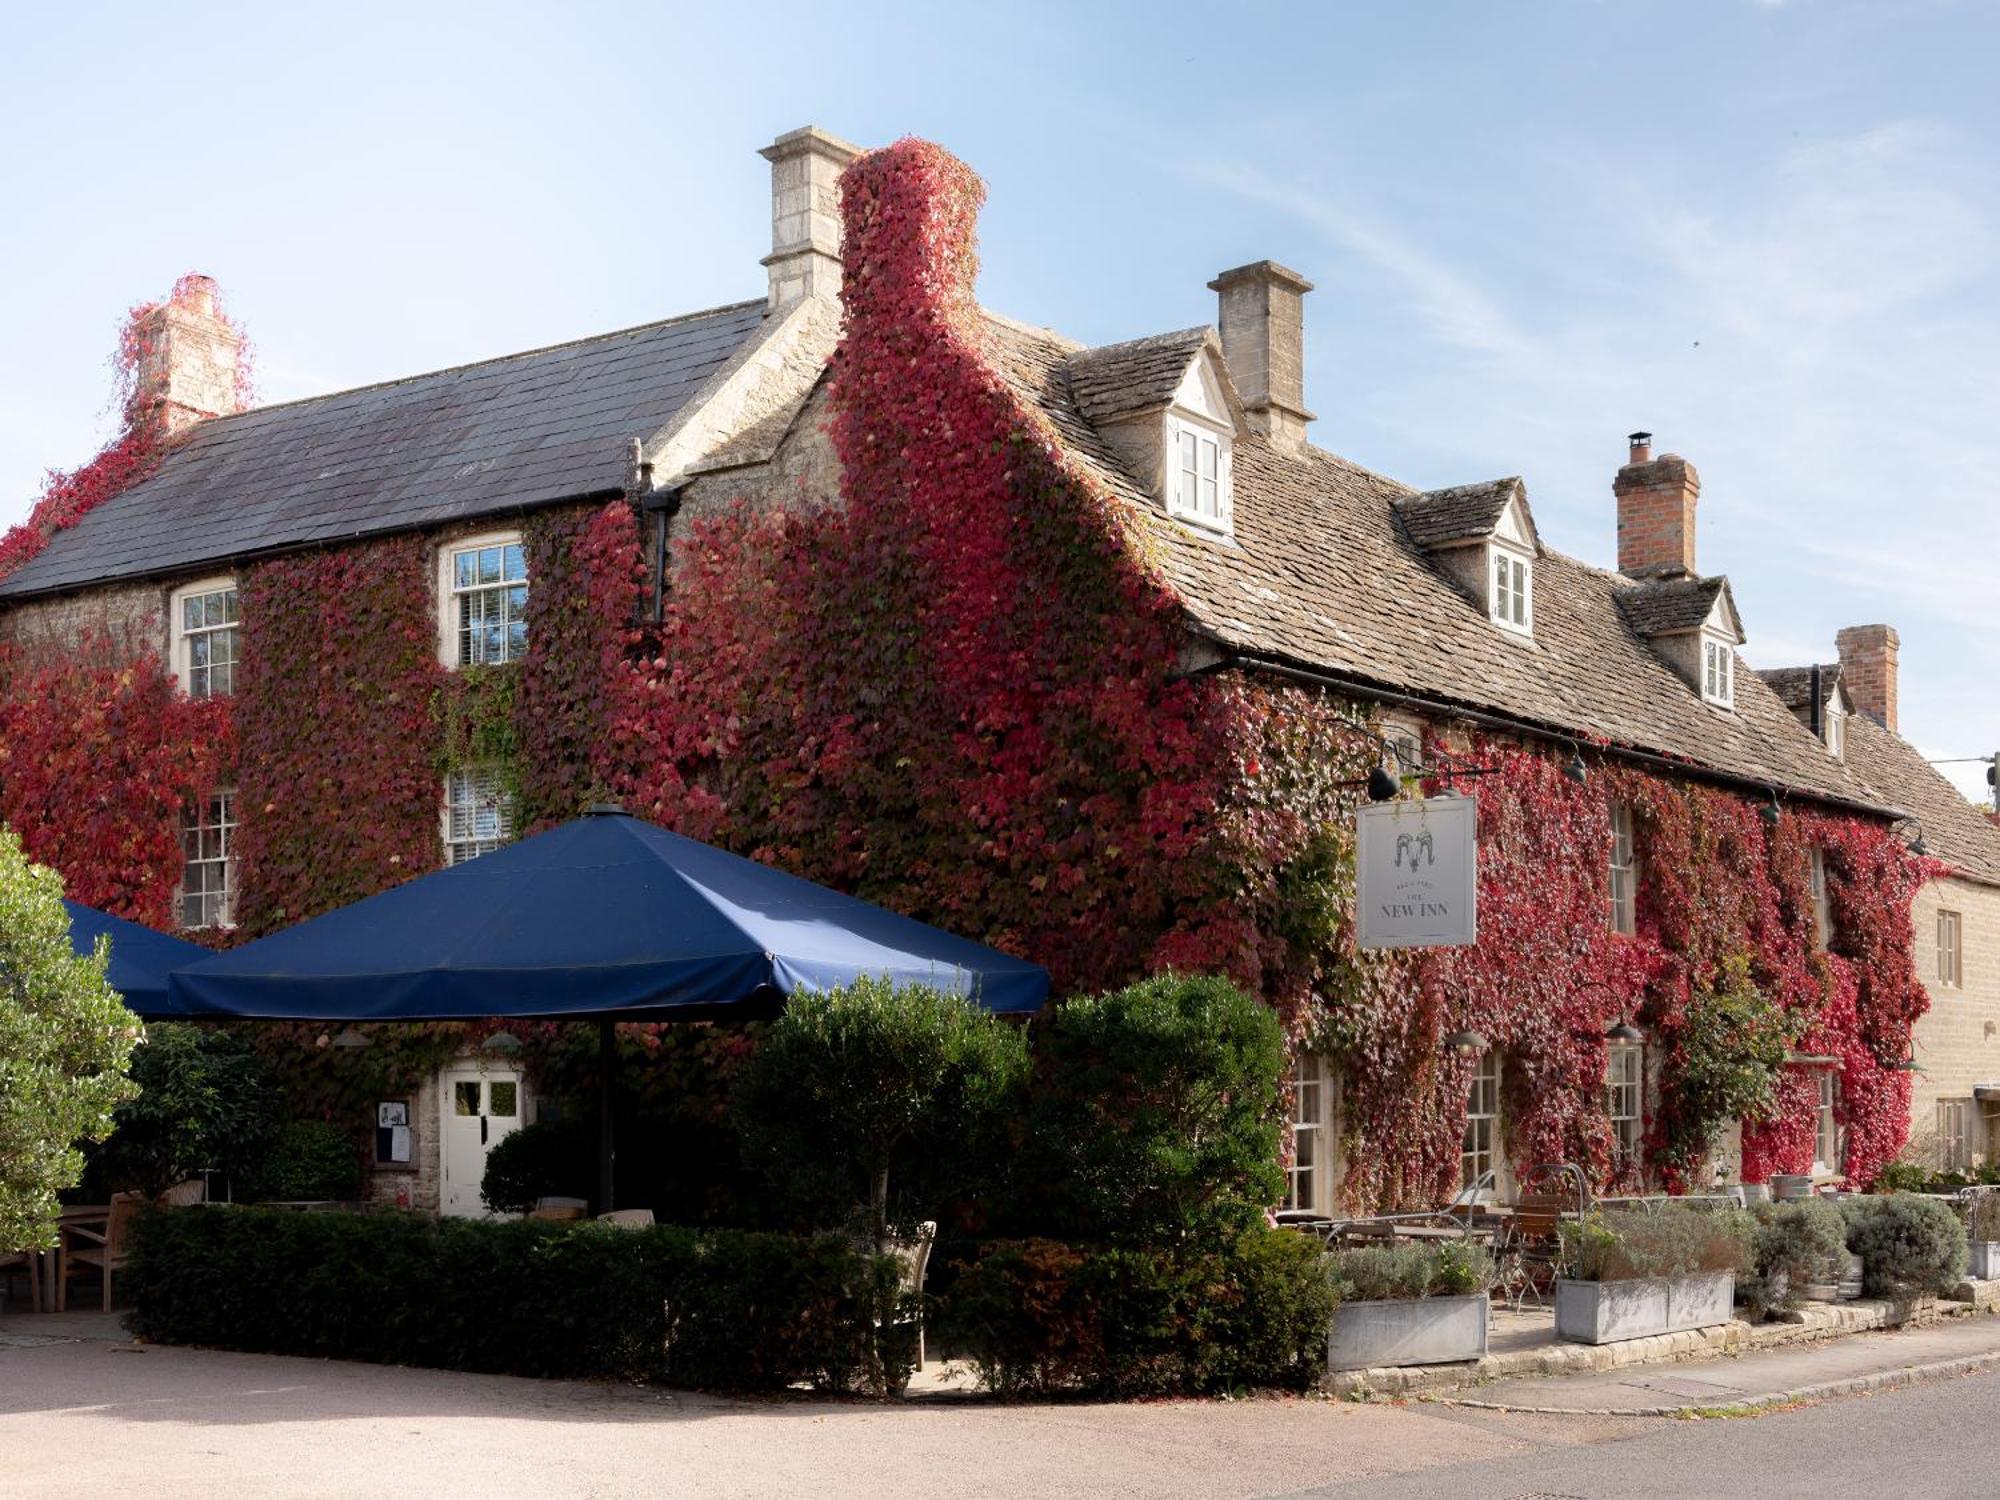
(489, 1081), (518, 1118)
(504, 544), (526, 582)
(454, 1081), (481, 1117)
(456, 552), (475, 589)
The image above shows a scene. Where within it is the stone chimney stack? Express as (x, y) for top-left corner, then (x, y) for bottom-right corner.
(1207, 261), (1315, 453)
(1836, 623), (1900, 731)
(129, 274), (242, 436)
(760, 125), (861, 313)
(1614, 432), (1700, 578)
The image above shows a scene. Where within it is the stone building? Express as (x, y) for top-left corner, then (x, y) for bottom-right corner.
(1, 124), (1991, 1214)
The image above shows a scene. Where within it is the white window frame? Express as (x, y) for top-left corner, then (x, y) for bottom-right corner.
(442, 766), (515, 866)
(1164, 413), (1232, 535)
(1813, 1069), (1842, 1176)
(1608, 803), (1638, 936)
(178, 787), (236, 930)
(1939, 1099), (1971, 1174)
(1284, 1055), (1331, 1215)
(1809, 848), (1833, 951)
(1462, 1051), (1501, 1190)
(169, 575), (240, 700)
(1700, 632), (1735, 708)
(1606, 1043), (1643, 1167)
(1488, 543), (1533, 636)
(1824, 703), (1845, 761)
(1938, 909), (1963, 988)
(437, 531), (529, 668)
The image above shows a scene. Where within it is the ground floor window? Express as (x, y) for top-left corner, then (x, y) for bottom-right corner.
(1605, 1044), (1643, 1167)
(1939, 1099), (1971, 1174)
(444, 767), (515, 865)
(1813, 1070), (1843, 1175)
(1462, 1051), (1500, 1189)
(179, 789), (236, 930)
(1285, 1055), (1329, 1214)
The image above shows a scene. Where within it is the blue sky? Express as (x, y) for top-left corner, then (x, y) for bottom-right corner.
(3, 1), (1994, 799)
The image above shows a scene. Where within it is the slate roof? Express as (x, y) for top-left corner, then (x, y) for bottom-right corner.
(1395, 477), (1527, 550)
(0, 301), (768, 598)
(1758, 664), (1844, 713)
(1842, 714), (2000, 888)
(980, 313), (1896, 815)
(1615, 575), (1737, 638)
(1063, 327), (1212, 425)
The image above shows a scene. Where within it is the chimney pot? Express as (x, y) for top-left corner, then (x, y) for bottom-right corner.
(759, 125), (861, 313)
(1835, 623), (1900, 732)
(1207, 260), (1315, 453)
(1613, 435), (1700, 578)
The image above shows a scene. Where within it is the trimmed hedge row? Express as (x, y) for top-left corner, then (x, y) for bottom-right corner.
(937, 1228), (1334, 1397)
(127, 1207), (911, 1391)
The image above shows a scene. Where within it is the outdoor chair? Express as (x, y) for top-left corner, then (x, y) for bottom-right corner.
(60, 1192), (143, 1312)
(0, 1249), (42, 1314)
(886, 1220), (937, 1371)
(597, 1209), (654, 1228)
(1495, 1191), (1571, 1312)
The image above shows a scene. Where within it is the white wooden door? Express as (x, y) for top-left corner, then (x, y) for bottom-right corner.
(439, 1064), (524, 1217)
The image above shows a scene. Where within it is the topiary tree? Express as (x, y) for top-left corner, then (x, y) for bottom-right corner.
(1659, 955), (1794, 1174)
(1021, 972), (1287, 1248)
(733, 978), (1030, 1251)
(0, 827), (140, 1249)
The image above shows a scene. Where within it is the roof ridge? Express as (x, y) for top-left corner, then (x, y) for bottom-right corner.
(202, 299), (768, 426)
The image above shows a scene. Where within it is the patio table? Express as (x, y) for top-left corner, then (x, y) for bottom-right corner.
(32, 1206), (109, 1311)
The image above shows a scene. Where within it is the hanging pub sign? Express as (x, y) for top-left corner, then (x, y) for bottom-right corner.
(1355, 795), (1479, 949)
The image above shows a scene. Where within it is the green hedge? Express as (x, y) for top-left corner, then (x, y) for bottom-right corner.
(127, 1207), (912, 1392)
(937, 1227), (1334, 1397)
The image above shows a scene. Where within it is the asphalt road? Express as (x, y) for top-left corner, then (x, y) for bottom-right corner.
(3, 1335), (1997, 1499)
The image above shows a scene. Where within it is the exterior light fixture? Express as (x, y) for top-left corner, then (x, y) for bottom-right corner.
(1895, 817), (1929, 859)
(330, 1026), (371, 1050)
(1760, 791), (1783, 828)
(1560, 739), (1589, 785)
(482, 1031), (524, 1056)
(1444, 1029), (1489, 1057)
(1895, 1055), (1925, 1073)
(1605, 1020), (1645, 1044)
(1366, 765), (1402, 802)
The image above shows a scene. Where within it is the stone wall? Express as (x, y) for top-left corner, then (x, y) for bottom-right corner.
(0, 577), (170, 660)
(1908, 873), (2000, 1168)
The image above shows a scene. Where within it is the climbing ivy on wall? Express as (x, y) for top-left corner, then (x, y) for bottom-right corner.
(231, 536), (445, 935)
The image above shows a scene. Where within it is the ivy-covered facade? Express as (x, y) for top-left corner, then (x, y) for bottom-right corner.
(0, 127), (1980, 1216)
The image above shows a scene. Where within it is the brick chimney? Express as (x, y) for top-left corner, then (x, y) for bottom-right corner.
(760, 125), (861, 312)
(1207, 261), (1314, 453)
(1614, 432), (1701, 578)
(1836, 623), (1899, 731)
(129, 274), (242, 436)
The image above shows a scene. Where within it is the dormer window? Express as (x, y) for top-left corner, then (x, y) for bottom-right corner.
(1166, 414), (1232, 532)
(1490, 546), (1532, 634)
(1702, 634), (1734, 708)
(1823, 701), (1845, 761)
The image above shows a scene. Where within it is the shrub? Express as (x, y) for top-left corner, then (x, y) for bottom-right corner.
(1740, 1199), (1851, 1317)
(0, 830), (140, 1249)
(127, 1205), (913, 1393)
(1326, 1240), (1494, 1303)
(239, 1121), (363, 1203)
(88, 1022), (282, 1198)
(939, 1226), (1333, 1397)
(480, 1117), (595, 1214)
(1840, 1192), (1967, 1298)
(1019, 973), (1286, 1248)
(734, 978), (1029, 1249)
(1561, 1203), (1757, 1283)
(1660, 960), (1793, 1170)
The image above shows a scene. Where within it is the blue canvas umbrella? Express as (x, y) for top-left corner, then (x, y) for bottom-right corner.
(167, 806), (1049, 1210)
(62, 899), (209, 1019)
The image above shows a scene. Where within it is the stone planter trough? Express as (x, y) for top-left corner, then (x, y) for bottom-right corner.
(1554, 1271), (1736, 1345)
(1970, 1242), (2000, 1281)
(1327, 1293), (1489, 1371)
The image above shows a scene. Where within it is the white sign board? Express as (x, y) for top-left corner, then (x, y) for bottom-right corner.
(1355, 796), (1479, 949)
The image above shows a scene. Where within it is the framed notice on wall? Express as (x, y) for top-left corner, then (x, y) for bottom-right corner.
(376, 1100), (412, 1165)
(1355, 795), (1479, 949)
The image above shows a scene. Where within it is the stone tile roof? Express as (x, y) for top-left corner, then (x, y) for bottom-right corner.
(980, 313), (1895, 815)
(1842, 714), (2000, 887)
(1395, 477), (1525, 550)
(0, 301), (768, 598)
(1063, 327), (1212, 425)
(1615, 575), (1737, 637)
(1759, 663), (1843, 712)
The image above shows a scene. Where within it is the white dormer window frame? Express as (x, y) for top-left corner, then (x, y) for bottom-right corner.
(170, 575), (241, 700)
(1488, 542), (1533, 636)
(1823, 699), (1846, 761)
(1701, 632), (1735, 708)
(1165, 411), (1233, 535)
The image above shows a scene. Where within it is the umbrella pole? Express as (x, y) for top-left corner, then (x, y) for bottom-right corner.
(597, 1017), (616, 1215)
